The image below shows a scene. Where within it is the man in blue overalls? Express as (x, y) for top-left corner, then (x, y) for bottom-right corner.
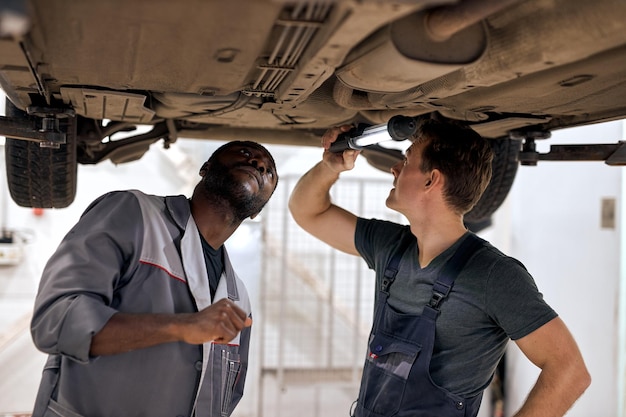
(289, 118), (590, 416)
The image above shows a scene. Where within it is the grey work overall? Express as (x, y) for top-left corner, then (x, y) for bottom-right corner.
(353, 234), (485, 417)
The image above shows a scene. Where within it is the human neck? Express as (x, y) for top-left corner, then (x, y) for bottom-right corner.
(410, 216), (468, 268)
(189, 195), (241, 249)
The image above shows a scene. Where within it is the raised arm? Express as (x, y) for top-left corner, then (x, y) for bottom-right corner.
(512, 317), (591, 417)
(288, 126), (360, 256)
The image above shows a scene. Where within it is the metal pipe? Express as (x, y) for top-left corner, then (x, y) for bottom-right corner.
(424, 0), (523, 41)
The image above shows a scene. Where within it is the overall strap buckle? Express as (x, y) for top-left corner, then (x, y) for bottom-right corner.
(428, 234), (484, 311)
(429, 291), (445, 309)
(381, 230), (415, 294)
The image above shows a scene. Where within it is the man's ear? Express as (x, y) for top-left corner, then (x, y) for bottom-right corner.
(427, 169), (442, 187)
(199, 162), (209, 177)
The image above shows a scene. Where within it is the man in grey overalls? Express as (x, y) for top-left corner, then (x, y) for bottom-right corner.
(30, 141), (278, 417)
(289, 118), (590, 416)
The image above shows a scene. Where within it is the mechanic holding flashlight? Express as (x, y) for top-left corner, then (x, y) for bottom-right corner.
(289, 116), (590, 417)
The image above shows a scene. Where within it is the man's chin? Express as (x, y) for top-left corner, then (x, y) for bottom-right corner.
(232, 170), (261, 191)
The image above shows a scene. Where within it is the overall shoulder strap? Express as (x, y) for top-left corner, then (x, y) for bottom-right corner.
(381, 230), (415, 294)
(428, 233), (485, 310)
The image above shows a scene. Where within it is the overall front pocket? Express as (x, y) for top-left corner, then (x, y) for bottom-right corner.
(359, 333), (421, 416)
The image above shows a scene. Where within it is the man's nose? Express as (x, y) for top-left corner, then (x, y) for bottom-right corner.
(250, 158), (266, 174)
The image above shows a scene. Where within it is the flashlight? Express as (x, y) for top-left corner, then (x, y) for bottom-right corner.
(328, 115), (418, 153)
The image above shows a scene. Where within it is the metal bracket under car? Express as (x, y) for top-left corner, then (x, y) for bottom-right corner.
(515, 131), (626, 166)
(0, 106), (75, 148)
(0, 106), (175, 165)
(331, 119), (626, 167)
(0, 100), (174, 208)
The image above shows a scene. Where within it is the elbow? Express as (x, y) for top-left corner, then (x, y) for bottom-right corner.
(287, 199), (302, 227)
(565, 359), (591, 401)
(287, 195), (298, 219)
(576, 366), (592, 396)
(31, 334), (56, 356)
(287, 195), (312, 229)
(30, 321), (57, 355)
(30, 317), (48, 352)
(287, 192), (299, 216)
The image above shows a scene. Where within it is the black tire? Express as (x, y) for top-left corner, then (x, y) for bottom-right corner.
(4, 98), (77, 208)
(465, 138), (522, 227)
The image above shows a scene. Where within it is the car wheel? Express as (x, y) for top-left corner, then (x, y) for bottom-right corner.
(4, 98), (77, 208)
(464, 137), (522, 230)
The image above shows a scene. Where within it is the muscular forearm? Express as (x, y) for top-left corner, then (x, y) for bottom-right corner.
(512, 359), (590, 417)
(90, 299), (252, 356)
(89, 312), (188, 356)
(512, 316), (591, 417)
(289, 161), (340, 225)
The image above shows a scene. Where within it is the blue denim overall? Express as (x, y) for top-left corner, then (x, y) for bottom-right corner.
(352, 233), (485, 417)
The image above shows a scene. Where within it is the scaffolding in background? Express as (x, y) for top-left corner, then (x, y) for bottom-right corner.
(258, 174), (401, 417)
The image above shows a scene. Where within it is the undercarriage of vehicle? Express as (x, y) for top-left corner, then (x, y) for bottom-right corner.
(1, 0), (625, 228)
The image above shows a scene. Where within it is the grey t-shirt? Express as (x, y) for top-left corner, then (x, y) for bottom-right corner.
(355, 218), (557, 397)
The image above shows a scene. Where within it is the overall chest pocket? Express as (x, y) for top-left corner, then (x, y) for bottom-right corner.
(359, 333), (421, 415)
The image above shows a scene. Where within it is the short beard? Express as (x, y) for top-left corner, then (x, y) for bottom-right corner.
(201, 160), (268, 222)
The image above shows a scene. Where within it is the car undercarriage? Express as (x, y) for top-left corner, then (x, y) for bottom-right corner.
(1, 0), (626, 229)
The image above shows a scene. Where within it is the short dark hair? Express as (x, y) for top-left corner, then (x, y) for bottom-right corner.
(412, 118), (493, 215)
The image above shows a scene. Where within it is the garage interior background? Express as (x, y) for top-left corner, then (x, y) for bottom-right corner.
(0, 92), (624, 417)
